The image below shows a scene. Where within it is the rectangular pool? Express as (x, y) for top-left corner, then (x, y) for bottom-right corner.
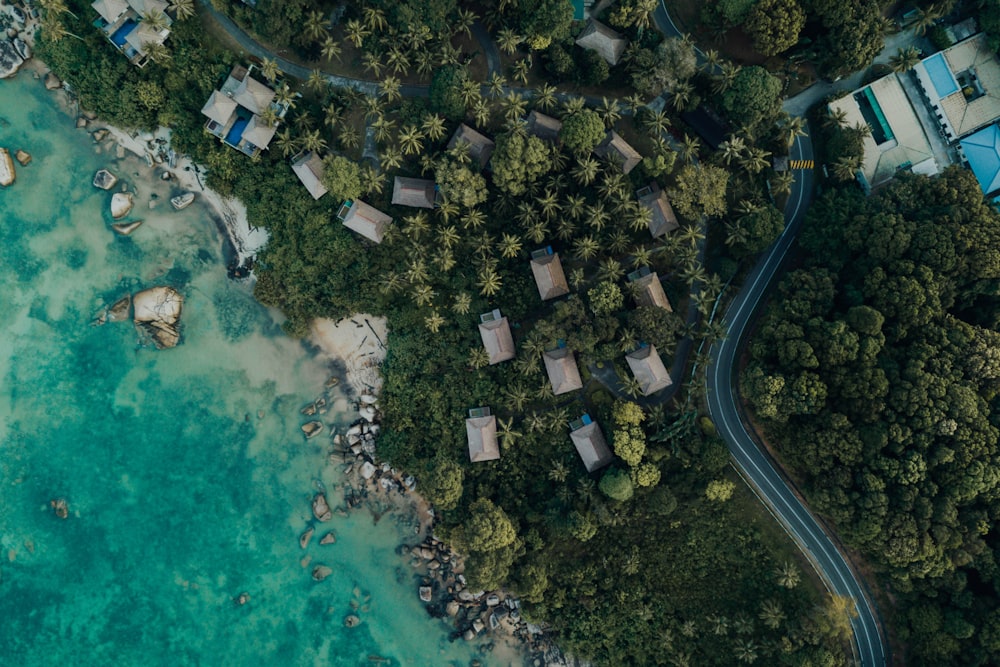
(924, 52), (959, 98)
(855, 87), (894, 145)
(110, 19), (137, 47)
(225, 117), (248, 147)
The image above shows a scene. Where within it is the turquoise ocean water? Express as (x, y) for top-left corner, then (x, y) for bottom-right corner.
(0, 73), (491, 666)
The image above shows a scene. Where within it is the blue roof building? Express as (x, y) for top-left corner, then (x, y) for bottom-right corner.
(960, 124), (1000, 195)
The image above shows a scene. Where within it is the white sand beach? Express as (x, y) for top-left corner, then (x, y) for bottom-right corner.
(308, 315), (388, 395)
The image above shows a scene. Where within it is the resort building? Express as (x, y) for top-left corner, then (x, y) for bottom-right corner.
(466, 407), (500, 463)
(594, 130), (642, 174)
(569, 414), (614, 473)
(828, 74), (939, 189)
(200, 65), (289, 157)
(575, 19), (627, 66)
(960, 124), (1000, 195)
(543, 347), (583, 395)
(92, 0), (172, 67)
(636, 182), (679, 237)
(447, 124), (495, 171)
(912, 33), (1000, 142)
(337, 199), (392, 244)
(391, 176), (436, 208)
(529, 247), (570, 301)
(525, 110), (563, 143)
(629, 267), (672, 311)
(478, 309), (516, 365)
(626, 344), (672, 396)
(290, 151), (327, 200)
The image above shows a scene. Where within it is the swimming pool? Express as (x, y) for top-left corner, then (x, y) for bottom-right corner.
(110, 19), (137, 48)
(225, 116), (249, 146)
(924, 52), (959, 98)
(855, 87), (895, 145)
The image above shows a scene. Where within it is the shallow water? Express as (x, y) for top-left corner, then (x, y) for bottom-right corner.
(0, 73), (490, 666)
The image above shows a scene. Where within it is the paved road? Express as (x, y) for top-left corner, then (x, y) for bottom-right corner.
(705, 133), (887, 666)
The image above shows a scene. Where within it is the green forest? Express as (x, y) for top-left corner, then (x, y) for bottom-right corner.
(33, 0), (1000, 663)
(744, 168), (1000, 665)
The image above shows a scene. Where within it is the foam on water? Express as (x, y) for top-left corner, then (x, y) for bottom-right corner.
(0, 73), (492, 667)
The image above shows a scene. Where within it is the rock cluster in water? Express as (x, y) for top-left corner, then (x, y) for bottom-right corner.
(133, 286), (184, 349)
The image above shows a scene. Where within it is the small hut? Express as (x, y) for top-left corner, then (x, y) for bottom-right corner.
(391, 176), (437, 208)
(448, 124), (495, 171)
(543, 347), (583, 395)
(636, 182), (679, 237)
(525, 110), (563, 143)
(595, 130), (642, 174)
(575, 19), (627, 66)
(338, 199), (392, 244)
(629, 267), (672, 311)
(569, 415), (614, 472)
(626, 345), (672, 396)
(291, 151), (328, 200)
(478, 309), (516, 364)
(466, 407), (500, 462)
(530, 248), (570, 300)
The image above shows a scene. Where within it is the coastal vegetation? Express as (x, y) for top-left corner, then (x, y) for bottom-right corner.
(34, 0), (851, 663)
(744, 168), (1000, 665)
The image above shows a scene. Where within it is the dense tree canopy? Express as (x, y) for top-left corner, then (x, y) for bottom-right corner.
(744, 169), (1000, 665)
(559, 109), (606, 155)
(719, 66), (782, 129)
(745, 0), (806, 56)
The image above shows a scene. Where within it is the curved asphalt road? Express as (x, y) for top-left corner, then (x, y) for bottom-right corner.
(705, 134), (887, 666)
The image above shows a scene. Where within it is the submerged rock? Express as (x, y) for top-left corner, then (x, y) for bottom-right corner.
(0, 147), (13, 186)
(133, 286), (183, 349)
(311, 564), (333, 582)
(110, 192), (133, 219)
(93, 168), (117, 190)
(320, 531), (336, 545)
(299, 526), (314, 549)
(301, 420), (323, 438)
(106, 295), (132, 322)
(14, 149), (29, 166)
(44, 71), (61, 90)
(50, 498), (68, 519)
(111, 220), (142, 236)
(311, 493), (333, 522)
(344, 614), (360, 628)
(0, 40), (24, 80)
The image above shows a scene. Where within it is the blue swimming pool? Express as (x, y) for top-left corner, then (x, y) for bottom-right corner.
(225, 116), (248, 146)
(110, 19), (137, 48)
(925, 52), (959, 98)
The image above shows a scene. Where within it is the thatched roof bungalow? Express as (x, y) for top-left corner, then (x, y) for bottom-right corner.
(479, 310), (516, 365)
(466, 407), (500, 462)
(338, 199), (392, 244)
(570, 415), (614, 472)
(626, 345), (672, 396)
(629, 268), (672, 311)
(543, 347), (583, 395)
(291, 151), (328, 200)
(594, 130), (642, 174)
(637, 182), (679, 237)
(530, 248), (570, 301)
(575, 19), (627, 66)
(391, 176), (436, 208)
(448, 124), (495, 171)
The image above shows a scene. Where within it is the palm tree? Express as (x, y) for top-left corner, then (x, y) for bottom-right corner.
(321, 36), (342, 62)
(621, 375), (644, 398)
(460, 208), (486, 230)
(323, 103), (342, 132)
(307, 69), (328, 95)
(499, 233), (524, 259)
(670, 82), (695, 111)
(437, 199), (460, 223)
(701, 48), (721, 73)
(274, 128), (299, 158)
(758, 600), (785, 630)
(260, 58), (282, 85)
(562, 96), (586, 116)
(548, 460), (569, 483)
(725, 221), (749, 248)
(733, 639), (759, 664)
(303, 10), (328, 43)
(717, 136), (745, 166)
(363, 95), (385, 121)
(424, 311), (446, 333)
(398, 124), (425, 156)
(412, 283), (437, 306)
(371, 115), (396, 143)
(258, 105), (280, 129)
(538, 190), (561, 219)
(404, 213), (430, 242)
(140, 8), (169, 32)
(741, 147), (772, 174)
(598, 257), (624, 282)
(642, 110), (670, 138)
(39, 17), (84, 42)
(775, 561), (800, 588)
(525, 221), (548, 244)
(504, 383), (532, 412)
(832, 156), (861, 182)
(469, 346), (491, 369)
(597, 97), (622, 128)
(573, 235), (601, 261)
(534, 83), (558, 112)
(585, 204), (609, 232)
(477, 268), (503, 296)
(378, 271), (405, 295)
(889, 46), (921, 73)
(497, 27), (522, 55)
(380, 146), (403, 171)
(712, 62), (740, 95)
(339, 125), (360, 150)
(363, 6), (387, 32)
(168, 0), (194, 20)
(452, 292), (472, 315)
(454, 8), (478, 37)
(439, 225), (461, 249)
(38, 0), (77, 18)
(380, 76), (402, 103)
(502, 91), (528, 122)
(414, 49), (435, 77)
(623, 93), (646, 114)
(771, 171), (794, 196)
(680, 135), (700, 164)
(512, 57), (532, 85)
(274, 83), (296, 110)
(142, 41), (171, 66)
(497, 417), (523, 447)
(385, 47), (411, 77)
(913, 4), (943, 35)
(415, 114), (444, 143)
(467, 98), (489, 128)
(572, 157), (600, 186)
(823, 107), (849, 130)
(344, 18), (370, 48)
(487, 72), (507, 99)
(361, 165), (384, 196)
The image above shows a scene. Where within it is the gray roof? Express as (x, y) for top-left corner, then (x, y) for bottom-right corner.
(525, 110), (563, 142)
(466, 415), (500, 462)
(200, 90), (238, 126)
(391, 176), (436, 208)
(129, 0), (169, 15)
(543, 348), (583, 395)
(92, 0), (129, 23)
(631, 271), (672, 311)
(638, 183), (679, 237)
(570, 422), (614, 472)
(341, 200), (392, 244)
(241, 114), (278, 149)
(575, 19), (627, 66)
(595, 131), (642, 174)
(530, 252), (569, 300)
(626, 345), (672, 395)
(124, 20), (170, 56)
(448, 124), (495, 171)
(478, 317), (515, 364)
(232, 71), (275, 115)
(291, 151), (328, 200)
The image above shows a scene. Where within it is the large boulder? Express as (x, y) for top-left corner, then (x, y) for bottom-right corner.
(133, 286), (183, 349)
(0, 40), (24, 79)
(311, 493), (333, 522)
(110, 192), (133, 219)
